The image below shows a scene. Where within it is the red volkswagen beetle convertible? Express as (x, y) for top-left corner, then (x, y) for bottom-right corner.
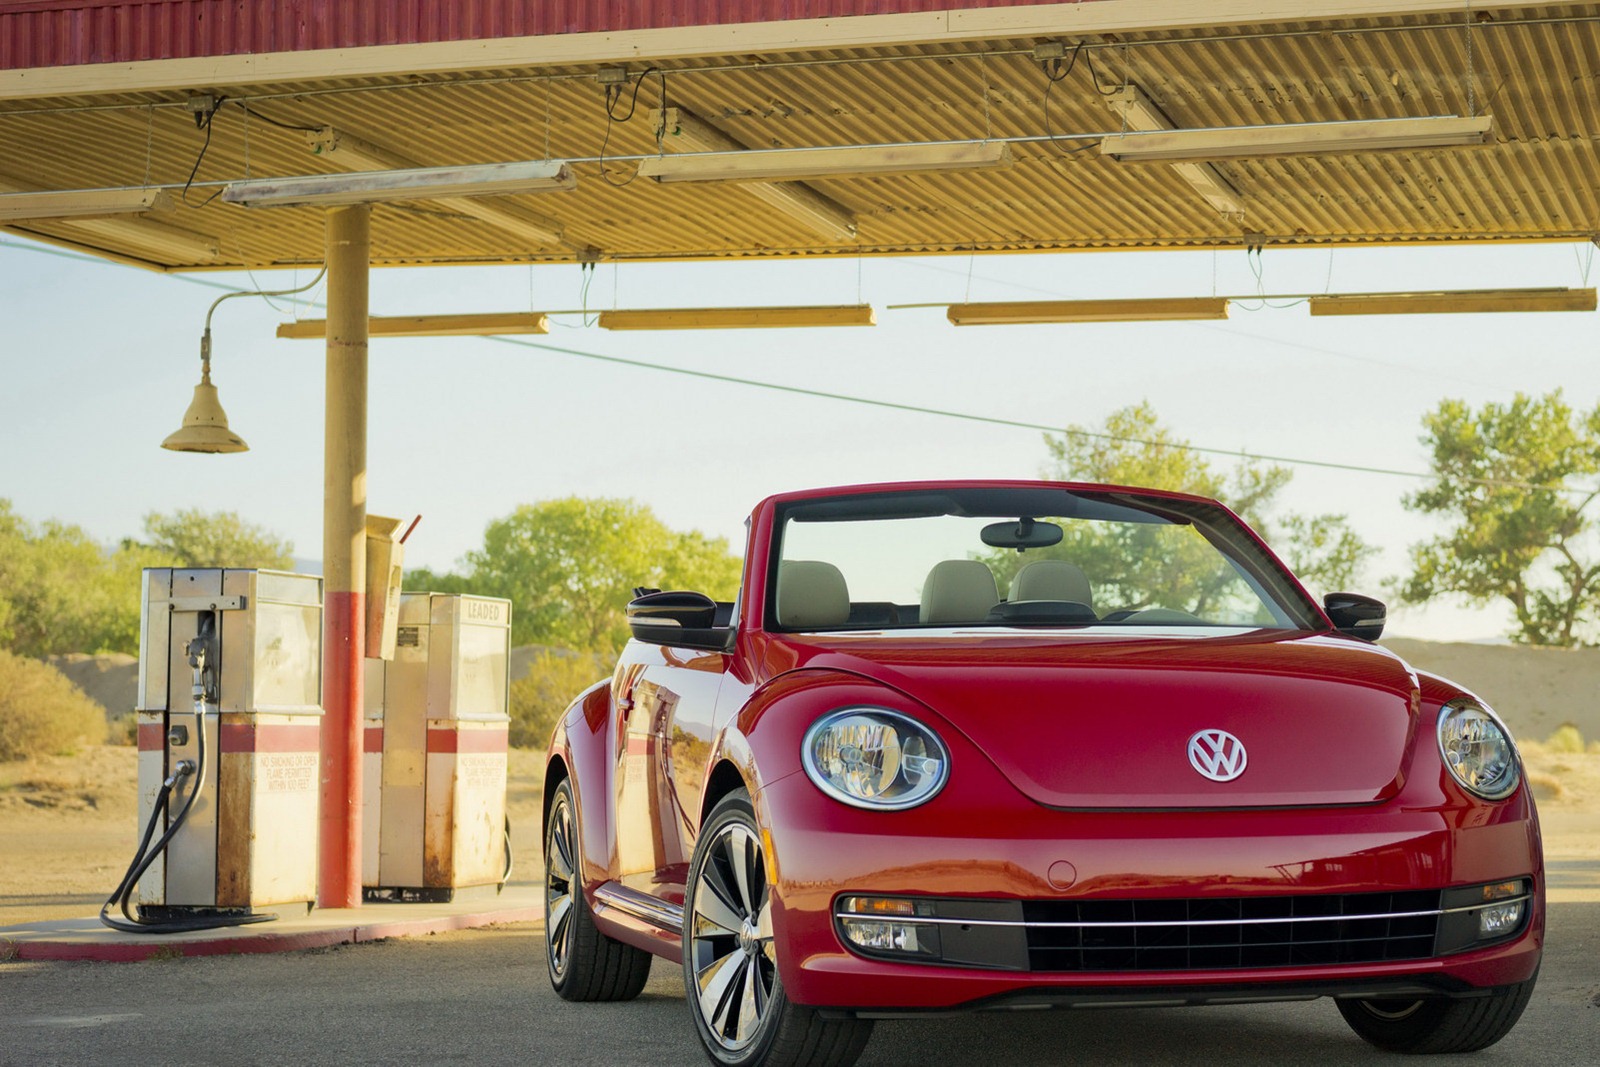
(542, 481), (1542, 1067)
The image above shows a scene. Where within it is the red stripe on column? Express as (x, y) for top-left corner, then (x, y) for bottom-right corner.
(320, 589), (365, 909)
(219, 723), (324, 753)
(425, 726), (509, 754)
(363, 726), (384, 753)
(137, 723), (164, 752)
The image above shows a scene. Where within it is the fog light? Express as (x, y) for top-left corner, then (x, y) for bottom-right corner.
(1479, 901), (1525, 937)
(841, 919), (928, 953)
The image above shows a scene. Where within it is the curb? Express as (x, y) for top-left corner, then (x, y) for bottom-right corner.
(2, 904), (544, 963)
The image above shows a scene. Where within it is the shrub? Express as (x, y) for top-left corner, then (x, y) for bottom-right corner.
(1545, 723), (1586, 754)
(509, 649), (609, 750)
(0, 649), (107, 760)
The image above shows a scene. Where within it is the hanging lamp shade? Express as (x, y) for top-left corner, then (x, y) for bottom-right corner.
(162, 363), (248, 453)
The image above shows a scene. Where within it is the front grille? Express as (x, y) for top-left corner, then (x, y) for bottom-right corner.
(1021, 890), (1441, 972)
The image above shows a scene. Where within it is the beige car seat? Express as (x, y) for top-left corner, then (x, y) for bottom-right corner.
(1009, 559), (1094, 611)
(776, 560), (851, 628)
(921, 560), (999, 624)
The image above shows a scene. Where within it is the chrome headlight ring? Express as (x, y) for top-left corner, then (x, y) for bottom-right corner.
(1436, 699), (1522, 802)
(802, 707), (950, 811)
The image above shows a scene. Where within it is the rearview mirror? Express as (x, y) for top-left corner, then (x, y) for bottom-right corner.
(1324, 592), (1385, 641)
(980, 517), (1064, 550)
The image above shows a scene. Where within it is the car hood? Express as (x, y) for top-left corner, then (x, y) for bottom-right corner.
(779, 628), (1422, 809)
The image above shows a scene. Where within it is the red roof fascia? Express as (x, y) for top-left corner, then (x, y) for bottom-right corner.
(0, 1), (1076, 71)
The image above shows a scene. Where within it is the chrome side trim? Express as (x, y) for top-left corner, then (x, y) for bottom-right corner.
(592, 882), (684, 934)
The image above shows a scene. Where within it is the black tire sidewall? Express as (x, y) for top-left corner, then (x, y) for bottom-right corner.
(545, 779), (582, 994)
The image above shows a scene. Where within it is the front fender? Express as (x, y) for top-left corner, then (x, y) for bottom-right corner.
(545, 679), (616, 893)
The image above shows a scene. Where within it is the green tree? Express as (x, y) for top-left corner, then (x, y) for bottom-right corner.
(139, 508), (294, 569)
(0, 502), (297, 658)
(0, 500), (142, 656)
(992, 403), (1375, 605)
(442, 497), (742, 654)
(508, 649), (610, 748)
(399, 566), (474, 596)
(1399, 391), (1600, 646)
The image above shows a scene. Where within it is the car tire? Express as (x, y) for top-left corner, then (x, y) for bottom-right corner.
(1335, 974), (1537, 1054)
(544, 777), (653, 1002)
(684, 789), (874, 1067)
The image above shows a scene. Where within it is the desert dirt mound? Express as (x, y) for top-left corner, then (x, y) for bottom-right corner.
(1383, 638), (1600, 742)
(47, 652), (138, 729)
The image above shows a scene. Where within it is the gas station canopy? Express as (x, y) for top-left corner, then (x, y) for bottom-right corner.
(1, 0), (1597, 271)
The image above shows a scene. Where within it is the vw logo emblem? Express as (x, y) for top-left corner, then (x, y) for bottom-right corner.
(1188, 729), (1248, 782)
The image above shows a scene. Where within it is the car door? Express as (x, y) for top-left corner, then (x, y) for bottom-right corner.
(613, 642), (726, 907)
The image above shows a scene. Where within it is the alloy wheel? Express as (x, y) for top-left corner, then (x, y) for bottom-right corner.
(688, 821), (777, 1052)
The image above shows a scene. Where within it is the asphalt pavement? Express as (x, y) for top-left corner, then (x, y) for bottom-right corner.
(4, 892), (1595, 1067)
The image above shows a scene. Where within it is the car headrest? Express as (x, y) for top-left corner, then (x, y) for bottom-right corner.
(921, 559), (999, 624)
(1010, 559), (1093, 610)
(776, 560), (850, 628)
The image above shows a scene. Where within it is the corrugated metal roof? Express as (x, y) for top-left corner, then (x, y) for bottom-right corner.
(0, 0), (1050, 69)
(0, 5), (1596, 268)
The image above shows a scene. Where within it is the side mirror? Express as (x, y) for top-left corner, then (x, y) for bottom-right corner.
(1324, 592), (1385, 641)
(626, 591), (733, 652)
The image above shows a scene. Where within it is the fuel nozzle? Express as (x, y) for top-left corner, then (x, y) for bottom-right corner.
(163, 760), (198, 788)
(185, 612), (218, 706)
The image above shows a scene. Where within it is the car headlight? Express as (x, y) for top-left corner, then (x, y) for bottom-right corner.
(1437, 699), (1521, 801)
(802, 708), (949, 810)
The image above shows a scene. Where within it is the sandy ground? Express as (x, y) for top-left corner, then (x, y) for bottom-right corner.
(3, 639), (1596, 928)
(0, 747), (548, 929)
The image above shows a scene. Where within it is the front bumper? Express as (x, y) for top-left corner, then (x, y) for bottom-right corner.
(757, 772), (1545, 1012)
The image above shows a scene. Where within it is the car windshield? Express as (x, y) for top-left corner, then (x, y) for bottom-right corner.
(767, 487), (1323, 634)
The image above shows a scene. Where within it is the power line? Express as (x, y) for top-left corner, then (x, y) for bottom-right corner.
(3, 236), (1591, 498)
(484, 334), (1442, 483)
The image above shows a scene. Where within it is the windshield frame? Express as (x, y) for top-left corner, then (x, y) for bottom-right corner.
(762, 484), (1326, 636)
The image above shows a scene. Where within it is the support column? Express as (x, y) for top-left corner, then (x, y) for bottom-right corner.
(320, 204), (369, 909)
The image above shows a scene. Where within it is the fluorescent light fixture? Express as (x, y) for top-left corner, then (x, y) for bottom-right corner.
(306, 127), (567, 246)
(67, 217), (221, 262)
(946, 298), (1230, 325)
(0, 188), (173, 222)
(1309, 287), (1597, 316)
(223, 160), (577, 208)
(277, 313), (550, 338)
(652, 108), (857, 240)
(636, 142), (1012, 184)
(1105, 87), (1241, 214)
(1100, 115), (1493, 163)
(599, 305), (876, 330)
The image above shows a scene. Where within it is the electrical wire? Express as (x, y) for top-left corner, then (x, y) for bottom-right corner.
(597, 67), (664, 188)
(234, 100), (323, 133)
(1038, 43), (1100, 157)
(1081, 47), (1125, 98)
(179, 99), (225, 208)
(482, 332), (1596, 497)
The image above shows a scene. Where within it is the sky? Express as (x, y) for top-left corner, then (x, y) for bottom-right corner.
(2, 232), (1596, 642)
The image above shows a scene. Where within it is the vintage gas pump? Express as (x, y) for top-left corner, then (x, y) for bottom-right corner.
(103, 568), (323, 931)
(363, 593), (512, 901)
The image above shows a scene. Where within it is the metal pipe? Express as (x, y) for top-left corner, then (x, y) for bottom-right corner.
(319, 204), (369, 909)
